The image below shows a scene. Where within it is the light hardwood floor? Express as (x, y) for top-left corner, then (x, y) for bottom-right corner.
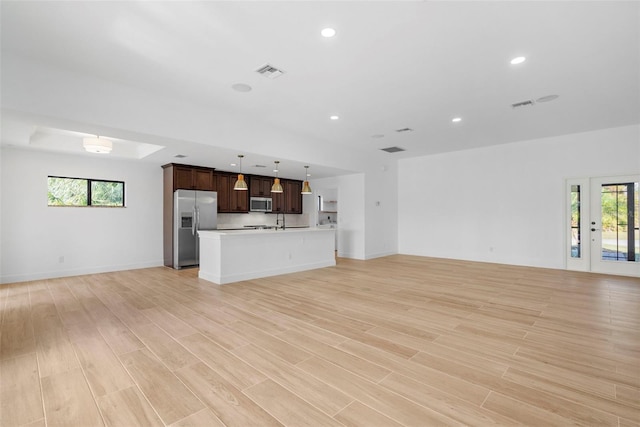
(1, 255), (639, 426)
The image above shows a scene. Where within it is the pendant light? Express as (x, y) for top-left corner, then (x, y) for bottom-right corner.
(271, 161), (283, 193)
(233, 155), (248, 190)
(301, 165), (312, 194)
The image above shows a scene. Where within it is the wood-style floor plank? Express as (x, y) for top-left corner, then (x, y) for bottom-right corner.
(41, 367), (104, 426)
(232, 343), (353, 416)
(118, 348), (204, 425)
(169, 408), (225, 427)
(334, 401), (405, 427)
(73, 334), (135, 397)
(0, 353), (43, 426)
(297, 356), (463, 426)
(243, 379), (344, 427)
(174, 361), (282, 426)
(96, 386), (164, 427)
(0, 255), (638, 426)
(0, 292), (35, 360)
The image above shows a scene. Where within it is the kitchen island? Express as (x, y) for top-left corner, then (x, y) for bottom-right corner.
(198, 228), (336, 284)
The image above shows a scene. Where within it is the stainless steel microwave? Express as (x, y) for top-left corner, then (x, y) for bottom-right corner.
(250, 197), (272, 212)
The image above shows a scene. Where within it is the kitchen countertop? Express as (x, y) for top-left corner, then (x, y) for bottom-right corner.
(202, 226), (326, 236)
(216, 225), (311, 231)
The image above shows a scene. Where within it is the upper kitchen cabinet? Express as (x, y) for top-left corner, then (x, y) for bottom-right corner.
(249, 176), (273, 198)
(216, 172), (248, 213)
(163, 164), (216, 191)
(271, 179), (303, 214)
(272, 189), (285, 213)
(285, 180), (302, 214)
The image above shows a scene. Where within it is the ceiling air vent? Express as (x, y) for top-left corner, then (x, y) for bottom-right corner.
(511, 100), (535, 108)
(381, 146), (406, 153)
(252, 164), (267, 168)
(255, 64), (285, 79)
(395, 127), (414, 133)
(174, 154), (187, 158)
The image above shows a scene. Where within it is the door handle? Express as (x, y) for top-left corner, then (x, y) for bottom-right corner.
(192, 208), (197, 236)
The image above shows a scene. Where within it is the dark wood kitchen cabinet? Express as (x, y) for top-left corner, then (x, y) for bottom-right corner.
(285, 180), (303, 214)
(163, 163), (216, 191)
(271, 179), (302, 214)
(249, 176), (273, 197)
(216, 173), (230, 212)
(272, 189), (285, 213)
(216, 172), (248, 213)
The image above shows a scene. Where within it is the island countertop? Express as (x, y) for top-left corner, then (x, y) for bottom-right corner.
(198, 227), (336, 284)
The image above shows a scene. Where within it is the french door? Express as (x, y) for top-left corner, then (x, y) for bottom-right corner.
(567, 175), (639, 277)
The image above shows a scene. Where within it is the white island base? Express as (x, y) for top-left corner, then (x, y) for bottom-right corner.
(198, 228), (336, 285)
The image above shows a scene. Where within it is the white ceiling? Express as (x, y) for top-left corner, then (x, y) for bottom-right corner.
(1, 1), (638, 178)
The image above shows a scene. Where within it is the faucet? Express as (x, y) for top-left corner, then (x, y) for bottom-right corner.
(275, 212), (286, 230)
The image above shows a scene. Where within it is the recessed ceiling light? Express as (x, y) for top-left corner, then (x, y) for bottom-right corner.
(451, 117), (462, 123)
(510, 56), (526, 65)
(230, 163), (237, 167)
(330, 115), (339, 120)
(231, 83), (252, 92)
(321, 28), (336, 38)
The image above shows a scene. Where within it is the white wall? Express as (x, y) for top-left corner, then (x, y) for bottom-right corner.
(398, 125), (640, 269)
(313, 174), (366, 259)
(313, 163), (398, 261)
(364, 162), (398, 259)
(1, 148), (163, 283)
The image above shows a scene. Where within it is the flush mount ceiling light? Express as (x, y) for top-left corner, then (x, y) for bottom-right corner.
(233, 155), (248, 191)
(451, 117), (462, 123)
(321, 28), (336, 38)
(301, 166), (312, 195)
(510, 56), (526, 65)
(271, 161), (283, 193)
(83, 136), (112, 154)
(330, 115), (339, 120)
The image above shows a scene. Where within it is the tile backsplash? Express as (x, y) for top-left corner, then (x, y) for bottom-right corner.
(218, 212), (311, 229)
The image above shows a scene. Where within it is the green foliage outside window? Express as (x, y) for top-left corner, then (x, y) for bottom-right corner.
(91, 181), (124, 206)
(48, 176), (124, 207)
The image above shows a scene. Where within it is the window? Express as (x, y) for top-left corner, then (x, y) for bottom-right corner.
(48, 176), (125, 207)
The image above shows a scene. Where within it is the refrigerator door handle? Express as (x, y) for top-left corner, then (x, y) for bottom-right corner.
(192, 207), (197, 236)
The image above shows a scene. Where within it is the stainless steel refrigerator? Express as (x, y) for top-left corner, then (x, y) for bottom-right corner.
(173, 190), (217, 269)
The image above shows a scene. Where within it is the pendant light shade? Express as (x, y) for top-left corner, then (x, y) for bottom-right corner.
(233, 155), (248, 190)
(301, 165), (312, 194)
(271, 161), (283, 193)
(83, 136), (112, 154)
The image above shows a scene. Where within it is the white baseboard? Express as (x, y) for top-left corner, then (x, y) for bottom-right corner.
(0, 260), (164, 284)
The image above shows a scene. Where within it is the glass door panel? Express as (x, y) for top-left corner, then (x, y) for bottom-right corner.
(600, 183), (637, 262)
(590, 176), (640, 276)
(570, 184), (581, 258)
